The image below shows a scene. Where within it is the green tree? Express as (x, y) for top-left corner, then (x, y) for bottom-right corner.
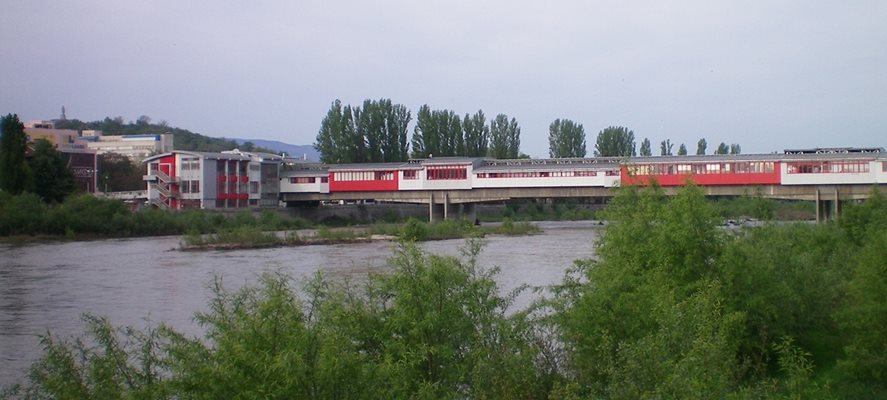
(0, 113), (33, 194)
(439, 109), (463, 156)
(729, 143), (741, 154)
(593, 126), (636, 157)
(696, 138), (707, 155)
(315, 100), (347, 163)
(660, 139), (674, 156)
(412, 106), (464, 158)
(678, 143), (688, 155)
(462, 110), (489, 157)
(488, 114), (520, 159)
(98, 153), (144, 192)
(356, 100), (385, 162)
(28, 139), (76, 203)
(380, 99), (411, 162)
(715, 142), (729, 155)
(341, 105), (365, 163)
(411, 105), (437, 158)
(553, 184), (739, 398)
(548, 119), (586, 158)
(639, 137), (652, 156)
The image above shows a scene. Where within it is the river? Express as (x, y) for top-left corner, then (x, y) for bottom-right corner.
(0, 220), (600, 388)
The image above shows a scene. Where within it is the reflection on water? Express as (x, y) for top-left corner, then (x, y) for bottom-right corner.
(0, 221), (599, 387)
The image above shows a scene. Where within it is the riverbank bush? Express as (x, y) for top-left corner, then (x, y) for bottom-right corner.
(0, 193), (308, 239)
(3, 241), (554, 399)
(5, 186), (887, 398)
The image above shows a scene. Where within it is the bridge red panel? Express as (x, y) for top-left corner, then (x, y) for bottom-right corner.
(329, 172), (399, 192)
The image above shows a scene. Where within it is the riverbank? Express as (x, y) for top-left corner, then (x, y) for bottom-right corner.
(178, 218), (541, 251)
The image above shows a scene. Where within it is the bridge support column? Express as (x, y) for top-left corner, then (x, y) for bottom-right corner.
(815, 188), (842, 223)
(428, 193), (447, 222)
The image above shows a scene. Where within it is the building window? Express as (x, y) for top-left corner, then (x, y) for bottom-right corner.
(787, 161), (869, 174)
(333, 171), (395, 181)
(403, 170), (418, 180)
(250, 182), (259, 194)
(320, 176), (328, 183)
(426, 165), (467, 180)
(290, 177), (316, 184)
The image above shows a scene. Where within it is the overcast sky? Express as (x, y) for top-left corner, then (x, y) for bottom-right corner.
(2, 1), (885, 157)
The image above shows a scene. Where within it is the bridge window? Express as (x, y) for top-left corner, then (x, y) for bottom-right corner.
(290, 177), (317, 184)
(787, 161), (868, 174)
(427, 165), (467, 180)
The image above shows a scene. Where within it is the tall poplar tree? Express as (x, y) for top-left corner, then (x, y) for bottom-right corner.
(411, 105), (437, 158)
(639, 138), (652, 156)
(0, 113), (32, 194)
(660, 139), (674, 156)
(382, 100), (411, 162)
(489, 114), (520, 159)
(696, 138), (707, 155)
(549, 119), (586, 158)
(315, 100), (345, 163)
(462, 110), (489, 157)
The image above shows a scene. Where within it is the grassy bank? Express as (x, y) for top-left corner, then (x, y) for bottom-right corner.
(179, 218), (541, 251)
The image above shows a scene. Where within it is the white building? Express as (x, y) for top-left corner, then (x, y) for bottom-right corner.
(143, 150), (285, 210)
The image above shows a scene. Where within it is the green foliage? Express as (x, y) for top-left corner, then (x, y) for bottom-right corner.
(0, 193), (306, 239)
(836, 195), (887, 388)
(697, 138), (708, 155)
(716, 142), (729, 154)
(660, 139), (674, 155)
(28, 139), (76, 203)
(0, 113), (33, 194)
(488, 113), (521, 159)
(400, 217), (429, 241)
(10, 243), (552, 399)
(462, 110), (489, 157)
(548, 119), (586, 158)
(677, 143), (688, 155)
(714, 195), (776, 220)
(411, 105), (464, 158)
(318, 99), (412, 163)
(97, 153), (143, 192)
(639, 137), (652, 156)
(8, 314), (168, 399)
(553, 184), (731, 397)
(717, 223), (849, 376)
(593, 126), (636, 157)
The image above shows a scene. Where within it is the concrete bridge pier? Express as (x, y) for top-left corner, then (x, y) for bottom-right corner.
(428, 192), (449, 222)
(814, 188), (841, 223)
(428, 193), (477, 222)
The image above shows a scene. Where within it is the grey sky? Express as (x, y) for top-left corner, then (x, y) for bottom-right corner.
(2, 1), (885, 157)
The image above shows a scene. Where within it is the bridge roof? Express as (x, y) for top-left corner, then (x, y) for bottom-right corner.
(475, 161), (620, 173)
(627, 152), (886, 163)
(328, 162), (408, 171)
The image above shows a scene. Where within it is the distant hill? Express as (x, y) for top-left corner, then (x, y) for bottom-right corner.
(231, 138), (318, 161)
(51, 117), (292, 155)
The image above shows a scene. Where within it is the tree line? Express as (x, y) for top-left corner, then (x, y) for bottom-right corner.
(1, 114), (76, 203)
(5, 186), (886, 398)
(316, 103), (745, 162)
(315, 99), (522, 163)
